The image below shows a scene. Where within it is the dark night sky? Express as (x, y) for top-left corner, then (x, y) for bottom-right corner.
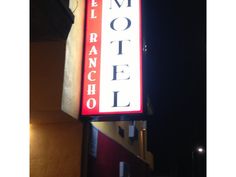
(143, 0), (206, 176)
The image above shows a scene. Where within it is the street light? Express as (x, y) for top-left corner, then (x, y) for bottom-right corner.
(192, 146), (205, 177)
(197, 147), (204, 153)
(192, 146), (205, 158)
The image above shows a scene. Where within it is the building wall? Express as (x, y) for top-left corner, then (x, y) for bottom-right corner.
(30, 16), (151, 177)
(88, 127), (150, 177)
(30, 41), (65, 112)
(30, 122), (83, 177)
(92, 121), (141, 155)
(30, 41), (83, 177)
(92, 121), (153, 169)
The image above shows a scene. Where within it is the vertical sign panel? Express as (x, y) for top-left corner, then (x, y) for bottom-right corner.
(82, 0), (142, 116)
(61, 0), (85, 119)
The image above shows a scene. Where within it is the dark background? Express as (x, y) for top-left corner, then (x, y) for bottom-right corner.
(143, 0), (206, 177)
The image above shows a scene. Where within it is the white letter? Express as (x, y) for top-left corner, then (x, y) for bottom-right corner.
(87, 84), (96, 95)
(91, 9), (97, 19)
(88, 71), (96, 81)
(91, 0), (98, 7)
(89, 57), (97, 68)
(89, 45), (98, 55)
(90, 33), (98, 43)
(86, 98), (96, 109)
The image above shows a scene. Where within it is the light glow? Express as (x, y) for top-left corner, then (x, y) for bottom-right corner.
(197, 147), (204, 153)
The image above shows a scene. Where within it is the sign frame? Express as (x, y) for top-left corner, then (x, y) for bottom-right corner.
(80, 0), (147, 121)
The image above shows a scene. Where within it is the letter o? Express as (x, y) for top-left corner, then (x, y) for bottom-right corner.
(86, 98), (96, 109)
(110, 17), (131, 31)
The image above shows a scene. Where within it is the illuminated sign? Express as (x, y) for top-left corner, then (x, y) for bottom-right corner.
(81, 0), (142, 116)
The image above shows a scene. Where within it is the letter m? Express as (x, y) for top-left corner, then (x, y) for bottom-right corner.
(110, 0), (131, 9)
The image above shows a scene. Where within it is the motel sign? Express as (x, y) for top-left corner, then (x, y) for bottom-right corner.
(81, 0), (143, 116)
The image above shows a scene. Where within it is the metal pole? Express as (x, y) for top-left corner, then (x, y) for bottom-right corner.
(80, 122), (90, 177)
